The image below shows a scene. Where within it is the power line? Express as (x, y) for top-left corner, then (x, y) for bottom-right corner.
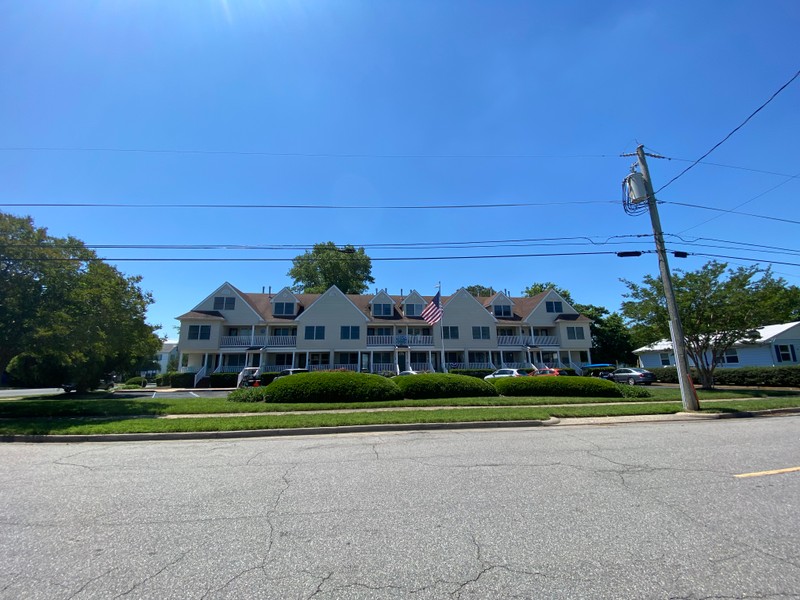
(0, 146), (618, 161)
(677, 171), (800, 234)
(662, 201), (800, 226)
(654, 68), (800, 194)
(0, 200), (616, 210)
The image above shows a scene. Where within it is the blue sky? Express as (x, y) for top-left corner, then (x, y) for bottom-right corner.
(2, 1), (798, 340)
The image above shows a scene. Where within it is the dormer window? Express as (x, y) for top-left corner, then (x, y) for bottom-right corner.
(494, 305), (511, 317)
(373, 303), (392, 317)
(213, 297), (235, 310)
(405, 303), (422, 317)
(545, 301), (563, 313)
(274, 302), (294, 316)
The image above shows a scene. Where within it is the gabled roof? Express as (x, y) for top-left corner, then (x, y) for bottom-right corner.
(176, 310), (225, 320)
(634, 321), (800, 354)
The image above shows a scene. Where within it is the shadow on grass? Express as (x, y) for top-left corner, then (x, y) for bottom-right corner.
(0, 396), (171, 419)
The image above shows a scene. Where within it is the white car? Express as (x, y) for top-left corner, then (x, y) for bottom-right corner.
(396, 370), (419, 376)
(484, 368), (530, 380)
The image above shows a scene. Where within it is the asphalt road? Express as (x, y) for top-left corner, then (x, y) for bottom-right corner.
(1, 417), (798, 599)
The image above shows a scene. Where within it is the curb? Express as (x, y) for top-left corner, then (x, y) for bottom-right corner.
(0, 417), (561, 444)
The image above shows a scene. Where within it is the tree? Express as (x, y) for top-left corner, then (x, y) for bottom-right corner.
(0, 212), (161, 389)
(288, 242), (375, 294)
(465, 284), (496, 297)
(521, 282), (575, 305)
(621, 261), (800, 389)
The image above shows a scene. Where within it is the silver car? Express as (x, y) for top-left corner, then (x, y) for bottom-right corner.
(484, 368), (529, 380)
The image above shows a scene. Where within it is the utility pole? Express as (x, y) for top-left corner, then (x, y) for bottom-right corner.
(628, 145), (699, 411)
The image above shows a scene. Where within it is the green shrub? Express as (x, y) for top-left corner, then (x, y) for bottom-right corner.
(449, 368), (496, 379)
(617, 384), (653, 398)
(155, 373), (171, 387)
(124, 376), (147, 387)
(227, 387), (271, 403)
(394, 373), (498, 399)
(261, 372), (280, 386)
(167, 372), (195, 388)
(209, 372), (238, 388)
(230, 371), (404, 404)
(494, 376), (624, 398)
(647, 365), (800, 387)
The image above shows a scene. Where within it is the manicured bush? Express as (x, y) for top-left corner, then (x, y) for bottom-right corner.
(261, 372), (281, 386)
(229, 371), (404, 404)
(394, 373), (498, 399)
(449, 368), (496, 379)
(167, 372), (195, 388)
(647, 365), (800, 387)
(226, 387), (270, 403)
(209, 372), (238, 388)
(494, 376), (624, 398)
(617, 384), (653, 398)
(124, 376), (147, 387)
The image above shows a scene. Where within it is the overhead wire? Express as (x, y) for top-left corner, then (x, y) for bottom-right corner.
(654, 68), (800, 194)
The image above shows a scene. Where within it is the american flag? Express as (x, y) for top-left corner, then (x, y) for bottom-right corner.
(421, 291), (443, 325)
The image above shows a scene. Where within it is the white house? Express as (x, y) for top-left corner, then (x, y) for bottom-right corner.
(634, 321), (800, 369)
(175, 283), (595, 386)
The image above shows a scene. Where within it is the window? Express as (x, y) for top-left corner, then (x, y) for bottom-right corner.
(566, 326), (585, 340)
(545, 301), (563, 313)
(494, 305), (511, 317)
(273, 302), (294, 316)
(660, 353), (671, 366)
(368, 327), (393, 336)
(775, 344), (796, 362)
(442, 326), (459, 340)
(472, 326), (490, 340)
(340, 326), (360, 340)
(373, 303), (392, 316)
(718, 349), (740, 365)
(304, 326), (325, 340)
(188, 325), (210, 340)
(405, 303), (422, 316)
(275, 354), (293, 366)
(273, 327), (296, 337)
(408, 327), (431, 336)
(213, 296), (235, 310)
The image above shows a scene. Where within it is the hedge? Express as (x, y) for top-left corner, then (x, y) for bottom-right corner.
(124, 376), (147, 387)
(209, 372), (238, 388)
(647, 365), (800, 387)
(228, 371), (404, 404)
(493, 376), (625, 398)
(449, 368), (497, 379)
(393, 373), (498, 399)
(155, 371), (195, 388)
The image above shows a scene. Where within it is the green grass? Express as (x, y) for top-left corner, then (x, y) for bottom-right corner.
(1, 397), (799, 436)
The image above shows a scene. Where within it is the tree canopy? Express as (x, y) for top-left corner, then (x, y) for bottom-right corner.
(287, 242), (375, 294)
(522, 282), (575, 304)
(464, 284), (497, 297)
(621, 261), (800, 388)
(0, 212), (162, 389)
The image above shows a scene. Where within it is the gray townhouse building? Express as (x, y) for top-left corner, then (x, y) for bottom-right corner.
(177, 283), (594, 385)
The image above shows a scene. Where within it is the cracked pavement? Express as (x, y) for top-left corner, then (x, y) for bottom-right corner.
(0, 417), (798, 598)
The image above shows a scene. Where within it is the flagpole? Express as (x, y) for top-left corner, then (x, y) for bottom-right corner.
(437, 282), (446, 373)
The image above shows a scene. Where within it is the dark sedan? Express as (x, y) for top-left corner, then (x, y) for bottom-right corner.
(608, 367), (656, 385)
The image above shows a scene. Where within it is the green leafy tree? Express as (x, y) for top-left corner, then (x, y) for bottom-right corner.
(521, 282), (575, 304)
(0, 212), (161, 389)
(465, 284), (497, 297)
(288, 242), (375, 294)
(621, 261), (800, 389)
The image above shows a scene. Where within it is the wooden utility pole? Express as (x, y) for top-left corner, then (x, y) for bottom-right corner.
(635, 145), (700, 411)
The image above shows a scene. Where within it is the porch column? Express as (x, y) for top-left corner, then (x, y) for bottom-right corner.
(251, 325), (256, 345)
(217, 352), (223, 372)
(291, 351), (296, 369)
(329, 350), (334, 369)
(463, 350), (468, 368)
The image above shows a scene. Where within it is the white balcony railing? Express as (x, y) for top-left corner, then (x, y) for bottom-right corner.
(497, 335), (527, 346)
(531, 335), (559, 347)
(266, 336), (297, 347)
(220, 335), (267, 347)
(366, 335), (433, 346)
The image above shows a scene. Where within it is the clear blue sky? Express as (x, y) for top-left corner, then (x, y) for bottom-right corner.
(2, 1), (798, 340)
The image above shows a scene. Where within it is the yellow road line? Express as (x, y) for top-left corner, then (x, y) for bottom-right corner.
(734, 466), (800, 479)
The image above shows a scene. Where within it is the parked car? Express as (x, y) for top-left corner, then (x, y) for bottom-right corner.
(396, 370), (419, 376)
(485, 368), (529, 380)
(533, 368), (565, 377)
(274, 368), (310, 379)
(608, 367), (656, 385)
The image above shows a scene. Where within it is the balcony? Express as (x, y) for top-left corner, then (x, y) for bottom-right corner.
(367, 335), (433, 347)
(220, 335), (267, 347)
(265, 336), (297, 347)
(531, 335), (559, 347)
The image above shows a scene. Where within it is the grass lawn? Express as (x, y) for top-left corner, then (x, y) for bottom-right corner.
(0, 388), (798, 436)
